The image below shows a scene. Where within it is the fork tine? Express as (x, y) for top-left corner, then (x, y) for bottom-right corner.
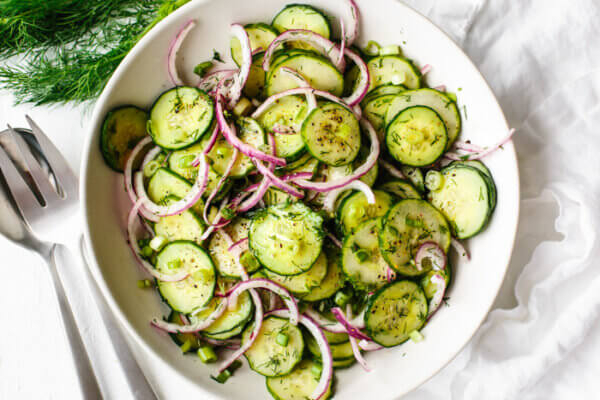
(0, 138), (42, 218)
(25, 115), (78, 200)
(7, 125), (59, 202)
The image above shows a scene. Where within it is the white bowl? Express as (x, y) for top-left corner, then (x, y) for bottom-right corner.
(81, 0), (519, 398)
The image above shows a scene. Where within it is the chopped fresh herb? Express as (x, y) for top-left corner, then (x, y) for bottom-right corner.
(193, 61), (213, 77)
(212, 49), (224, 63)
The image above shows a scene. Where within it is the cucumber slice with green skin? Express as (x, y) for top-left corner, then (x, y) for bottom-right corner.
(279, 152), (314, 171)
(386, 106), (448, 167)
(301, 102), (361, 166)
(367, 56), (421, 91)
(100, 106), (148, 172)
(421, 261), (451, 301)
(249, 202), (324, 276)
(146, 168), (204, 214)
(189, 291), (253, 336)
(364, 94), (402, 133)
(208, 217), (260, 278)
(450, 160), (496, 212)
(379, 199), (451, 276)
(167, 311), (201, 351)
(384, 89), (461, 149)
(266, 53), (344, 97)
(203, 322), (245, 340)
(379, 179), (422, 200)
(266, 359), (333, 400)
(332, 356), (356, 369)
(401, 166), (425, 193)
(168, 144), (232, 201)
(342, 217), (391, 291)
(206, 117), (267, 178)
(307, 334), (353, 360)
(300, 249), (345, 302)
(154, 199), (206, 245)
(362, 84), (407, 104)
(427, 165), (492, 239)
(243, 316), (304, 377)
(155, 241), (216, 313)
(337, 190), (394, 235)
(272, 4), (331, 45)
(149, 87), (214, 150)
(244, 52), (268, 100)
(263, 187), (301, 206)
(263, 252), (327, 295)
(257, 95), (308, 161)
(365, 280), (428, 347)
(230, 23), (279, 66)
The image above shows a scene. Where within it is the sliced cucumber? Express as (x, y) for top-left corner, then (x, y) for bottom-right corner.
(266, 359), (333, 400)
(263, 251), (327, 295)
(272, 4), (331, 48)
(362, 84), (407, 104)
(363, 94), (400, 133)
(154, 200), (205, 245)
(263, 187), (301, 206)
(386, 106), (448, 167)
(384, 89), (461, 149)
(401, 166), (425, 193)
(379, 199), (451, 276)
(342, 218), (391, 291)
(190, 291), (253, 336)
(168, 143), (232, 201)
(307, 335), (353, 360)
(332, 356), (356, 369)
(365, 280), (428, 347)
(257, 95), (308, 161)
(367, 56), (421, 91)
(231, 23), (278, 66)
(379, 179), (422, 199)
(100, 106), (148, 172)
(149, 87), (214, 150)
(249, 202), (323, 275)
(421, 262), (451, 301)
(146, 168), (204, 214)
(300, 248), (345, 302)
(337, 189), (394, 235)
(243, 316), (304, 377)
(167, 311), (201, 351)
(155, 241), (216, 313)
(203, 322), (245, 340)
(266, 53), (344, 97)
(206, 117), (266, 178)
(302, 102), (361, 166)
(427, 165), (492, 239)
(244, 52), (268, 100)
(450, 160), (496, 212)
(208, 217), (260, 278)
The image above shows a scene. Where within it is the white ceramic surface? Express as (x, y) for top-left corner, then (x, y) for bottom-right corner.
(81, 0), (519, 398)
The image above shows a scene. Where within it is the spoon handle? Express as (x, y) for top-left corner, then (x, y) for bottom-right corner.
(46, 245), (103, 399)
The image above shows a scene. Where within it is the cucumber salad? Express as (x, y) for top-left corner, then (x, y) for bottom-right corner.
(100, 1), (514, 399)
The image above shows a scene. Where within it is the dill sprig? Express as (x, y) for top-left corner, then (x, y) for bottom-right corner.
(0, 0), (191, 105)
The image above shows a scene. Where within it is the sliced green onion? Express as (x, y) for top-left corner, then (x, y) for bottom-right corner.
(446, 92), (457, 102)
(149, 235), (167, 251)
(276, 332), (289, 347)
(379, 45), (401, 56)
(233, 97), (253, 116)
(334, 290), (351, 308)
(180, 340), (193, 353)
(409, 330), (424, 343)
(311, 363), (322, 379)
(425, 170), (444, 191)
(168, 259), (182, 270)
(197, 346), (217, 363)
(194, 61), (213, 78)
(143, 160), (161, 178)
(365, 40), (381, 56)
(211, 369), (231, 384)
(240, 252), (260, 272)
(141, 245), (153, 258)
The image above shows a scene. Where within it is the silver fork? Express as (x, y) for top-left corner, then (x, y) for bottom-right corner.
(0, 119), (102, 398)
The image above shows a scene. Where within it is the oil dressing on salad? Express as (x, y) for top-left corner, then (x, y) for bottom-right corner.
(99, 1), (514, 398)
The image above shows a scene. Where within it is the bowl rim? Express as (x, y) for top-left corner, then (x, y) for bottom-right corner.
(80, 0), (520, 396)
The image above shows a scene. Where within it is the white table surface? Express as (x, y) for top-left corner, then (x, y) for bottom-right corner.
(1, 0), (600, 399)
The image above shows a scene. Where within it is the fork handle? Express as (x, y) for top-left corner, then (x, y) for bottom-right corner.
(46, 245), (103, 399)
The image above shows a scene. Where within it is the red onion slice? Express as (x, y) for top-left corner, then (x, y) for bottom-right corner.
(342, 48), (370, 106)
(225, 279), (299, 325)
(451, 237), (471, 261)
(326, 232), (342, 249)
(386, 267), (396, 282)
(127, 199), (189, 282)
(203, 147), (238, 225)
(151, 299), (228, 333)
(267, 310), (332, 400)
(228, 237), (249, 253)
(415, 242), (446, 271)
(280, 67), (318, 112)
(216, 96), (286, 166)
(227, 24), (252, 108)
(254, 160), (304, 198)
(427, 274), (447, 319)
(346, 304), (370, 371)
(322, 180), (374, 213)
(167, 20), (196, 86)
(123, 137), (159, 222)
(304, 307), (366, 333)
(444, 128), (516, 161)
(263, 30), (342, 72)
(433, 84), (447, 92)
(134, 154), (209, 217)
(379, 159), (406, 179)
(454, 140), (485, 153)
(294, 119), (379, 192)
(345, 0), (359, 45)
(331, 307), (371, 341)
(337, 19), (347, 70)
(198, 69), (237, 93)
(420, 64), (432, 75)
(358, 340), (383, 351)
